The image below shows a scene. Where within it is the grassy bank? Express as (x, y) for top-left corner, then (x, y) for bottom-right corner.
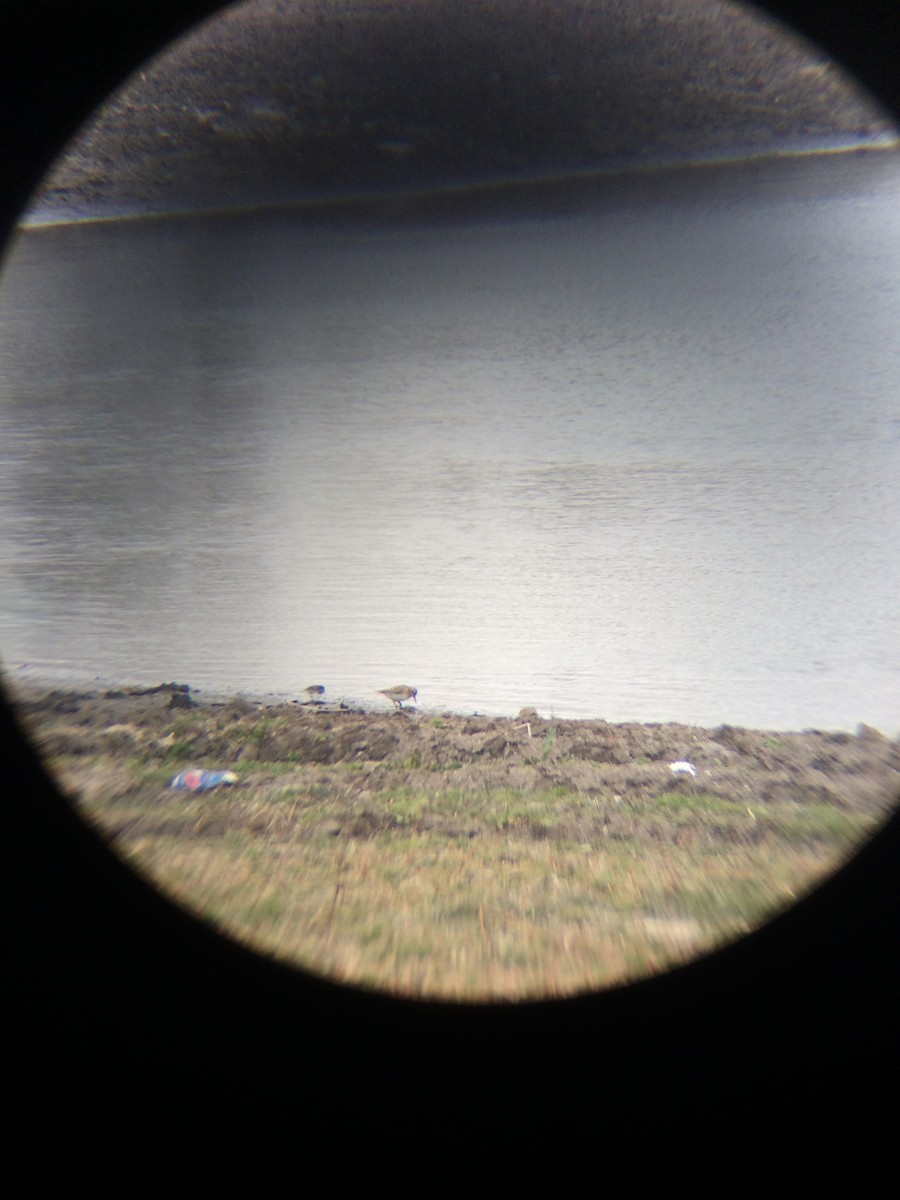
(14, 682), (899, 1000)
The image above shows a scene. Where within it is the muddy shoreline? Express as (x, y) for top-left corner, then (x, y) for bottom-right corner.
(11, 679), (899, 819)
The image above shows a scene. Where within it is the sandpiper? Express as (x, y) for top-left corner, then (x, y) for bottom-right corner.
(379, 685), (418, 709)
(304, 685), (326, 703)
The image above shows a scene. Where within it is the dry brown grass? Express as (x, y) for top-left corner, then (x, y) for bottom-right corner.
(55, 752), (885, 1001)
(18, 683), (892, 1000)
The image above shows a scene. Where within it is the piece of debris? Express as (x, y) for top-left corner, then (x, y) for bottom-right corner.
(169, 768), (237, 792)
(669, 761), (698, 777)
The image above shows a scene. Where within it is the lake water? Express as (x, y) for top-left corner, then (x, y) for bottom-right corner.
(2, 150), (900, 731)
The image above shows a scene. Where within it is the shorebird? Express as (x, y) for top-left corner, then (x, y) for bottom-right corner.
(379, 685), (418, 709)
(304, 685), (326, 703)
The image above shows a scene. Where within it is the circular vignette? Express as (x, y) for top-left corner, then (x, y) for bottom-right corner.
(2, 0), (900, 1172)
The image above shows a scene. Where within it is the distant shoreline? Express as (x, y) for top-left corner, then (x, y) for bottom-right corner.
(18, 139), (900, 231)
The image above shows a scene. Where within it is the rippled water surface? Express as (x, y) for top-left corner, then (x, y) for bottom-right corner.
(2, 152), (899, 729)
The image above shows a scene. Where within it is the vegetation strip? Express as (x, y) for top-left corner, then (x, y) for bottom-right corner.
(13, 681), (898, 1000)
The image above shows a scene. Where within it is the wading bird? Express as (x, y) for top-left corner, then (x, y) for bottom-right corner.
(378, 685), (418, 709)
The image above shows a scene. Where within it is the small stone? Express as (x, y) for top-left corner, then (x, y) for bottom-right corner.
(856, 723), (886, 742)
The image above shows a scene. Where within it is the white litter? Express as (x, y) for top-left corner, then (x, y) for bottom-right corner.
(669, 761), (697, 777)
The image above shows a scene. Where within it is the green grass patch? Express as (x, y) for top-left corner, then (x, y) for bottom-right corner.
(762, 803), (873, 849)
(386, 792), (429, 825)
(541, 726), (557, 759)
(654, 790), (743, 813)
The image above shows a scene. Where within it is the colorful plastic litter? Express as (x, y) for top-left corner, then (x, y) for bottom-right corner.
(169, 768), (237, 792)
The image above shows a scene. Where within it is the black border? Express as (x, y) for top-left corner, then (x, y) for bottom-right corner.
(3, 1), (898, 1180)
